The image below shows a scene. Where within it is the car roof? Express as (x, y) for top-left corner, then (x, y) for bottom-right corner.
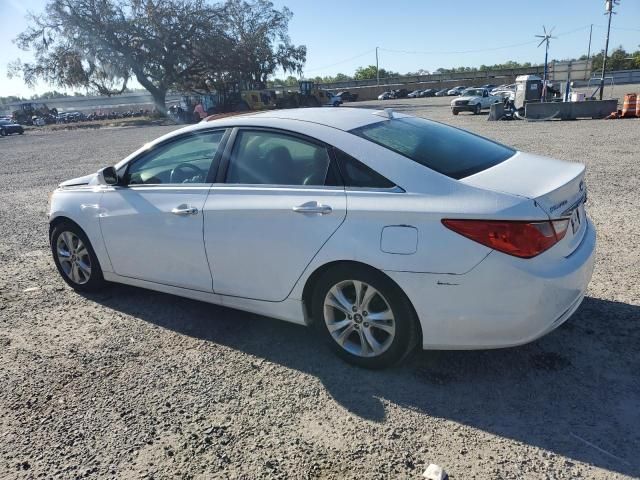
(114, 107), (410, 171)
(192, 107), (397, 133)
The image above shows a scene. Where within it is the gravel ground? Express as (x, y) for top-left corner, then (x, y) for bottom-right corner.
(1, 87), (639, 479)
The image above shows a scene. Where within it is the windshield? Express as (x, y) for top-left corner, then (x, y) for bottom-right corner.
(462, 89), (483, 96)
(350, 116), (515, 180)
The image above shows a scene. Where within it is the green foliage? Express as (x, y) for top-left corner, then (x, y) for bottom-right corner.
(589, 46), (640, 72)
(9, 0), (306, 112)
(353, 65), (398, 80)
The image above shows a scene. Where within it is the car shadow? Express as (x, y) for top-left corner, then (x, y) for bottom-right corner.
(85, 287), (640, 476)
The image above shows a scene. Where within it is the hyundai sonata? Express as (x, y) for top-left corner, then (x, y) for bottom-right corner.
(48, 108), (595, 368)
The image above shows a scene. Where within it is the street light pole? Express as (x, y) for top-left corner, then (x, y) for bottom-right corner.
(587, 24), (593, 62)
(376, 46), (380, 86)
(600, 0), (617, 100)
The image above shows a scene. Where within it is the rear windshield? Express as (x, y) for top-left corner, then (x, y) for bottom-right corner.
(350, 116), (514, 179)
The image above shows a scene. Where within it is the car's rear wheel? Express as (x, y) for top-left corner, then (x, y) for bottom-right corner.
(50, 221), (105, 292)
(0, 129), (6, 136)
(312, 264), (418, 369)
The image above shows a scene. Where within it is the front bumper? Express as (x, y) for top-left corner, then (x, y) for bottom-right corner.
(386, 218), (597, 349)
(451, 104), (478, 112)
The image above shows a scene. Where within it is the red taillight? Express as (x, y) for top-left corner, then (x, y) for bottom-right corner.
(442, 219), (570, 258)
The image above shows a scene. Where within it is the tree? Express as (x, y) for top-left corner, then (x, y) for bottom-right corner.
(590, 46), (640, 72)
(219, 0), (306, 85)
(10, 0), (306, 113)
(353, 65), (398, 81)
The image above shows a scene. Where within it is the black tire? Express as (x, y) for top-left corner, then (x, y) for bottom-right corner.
(50, 221), (105, 292)
(0, 129), (6, 137)
(474, 104), (482, 115)
(452, 109), (459, 116)
(311, 264), (419, 369)
(18, 130), (24, 135)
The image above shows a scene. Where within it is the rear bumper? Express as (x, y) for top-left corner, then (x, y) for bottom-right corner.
(386, 218), (596, 349)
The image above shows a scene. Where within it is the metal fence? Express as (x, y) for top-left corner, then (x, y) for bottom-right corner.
(316, 61), (640, 90)
(316, 65), (549, 90)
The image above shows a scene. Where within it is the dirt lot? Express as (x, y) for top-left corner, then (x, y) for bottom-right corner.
(1, 89), (639, 479)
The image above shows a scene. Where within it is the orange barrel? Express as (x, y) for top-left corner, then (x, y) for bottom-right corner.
(621, 93), (637, 118)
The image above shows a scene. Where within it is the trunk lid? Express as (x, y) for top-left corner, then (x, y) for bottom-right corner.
(460, 151), (585, 217)
(460, 151), (588, 256)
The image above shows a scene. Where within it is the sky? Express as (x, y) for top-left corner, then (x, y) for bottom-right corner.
(1, 0), (639, 97)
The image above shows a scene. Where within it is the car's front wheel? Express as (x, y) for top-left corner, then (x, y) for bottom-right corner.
(452, 109), (459, 115)
(50, 221), (105, 292)
(474, 103), (482, 114)
(312, 264), (419, 369)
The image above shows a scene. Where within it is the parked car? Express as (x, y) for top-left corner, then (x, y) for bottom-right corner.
(336, 91), (358, 102)
(324, 92), (342, 107)
(420, 89), (437, 97)
(407, 90), (423, 98)
(48, 108), (595, 369)
(491, 84), (516, 101)
(378, 91), (393, 100)
(0, 119), (25, 136)
(435, 88), (449, 97)
(451, 88), (501, 115)
(481, 84), (497, 90)
(392, 89), (409, 98)
(447, 86), (466, 96)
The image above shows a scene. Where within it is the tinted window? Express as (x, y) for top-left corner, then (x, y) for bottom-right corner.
(126, 131), (224, 185)
(226, 130), (331, 186)
(334, 149), (395, 189)
(350, 117), (514, 180)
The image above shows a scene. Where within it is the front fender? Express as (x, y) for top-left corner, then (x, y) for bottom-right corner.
(49, 188), (113, 273)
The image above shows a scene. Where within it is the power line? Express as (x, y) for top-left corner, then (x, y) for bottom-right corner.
(593, 24), (640, 32)
(300, 22), (636, 77)
(303, 49), (375, 73)
(378, 25), (592, 56)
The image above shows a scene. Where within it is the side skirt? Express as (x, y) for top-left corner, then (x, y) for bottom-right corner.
(102, 272), (307, 326)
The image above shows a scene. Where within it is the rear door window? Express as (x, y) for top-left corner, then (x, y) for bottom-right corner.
(350, 117), (515, 179)
(226, 130), (332, 186)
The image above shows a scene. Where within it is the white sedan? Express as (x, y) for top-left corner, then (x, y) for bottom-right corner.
(48, 108), (595, 368)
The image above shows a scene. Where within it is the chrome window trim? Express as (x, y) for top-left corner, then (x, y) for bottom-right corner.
(345, 185), (405, 193)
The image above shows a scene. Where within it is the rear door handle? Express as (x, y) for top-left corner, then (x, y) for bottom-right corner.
(293, 201), (332, 215)
(171, 204), (198, 216)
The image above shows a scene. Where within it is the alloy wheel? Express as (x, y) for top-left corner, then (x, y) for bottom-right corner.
(56, 231), (92, 285)
(323, 280), (396, 357)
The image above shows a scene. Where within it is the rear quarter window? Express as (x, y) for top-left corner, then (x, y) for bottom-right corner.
(350, 117), (515, 179)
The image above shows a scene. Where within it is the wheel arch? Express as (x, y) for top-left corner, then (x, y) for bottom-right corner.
(300, 260), (422, 343)
(49, 214), (84, 238)
(48, 214), (112, 273)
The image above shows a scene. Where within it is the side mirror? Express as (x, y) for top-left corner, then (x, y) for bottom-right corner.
(97, 166), (118, 185)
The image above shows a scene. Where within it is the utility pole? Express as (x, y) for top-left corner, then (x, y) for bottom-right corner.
(600, 0), (618, 100)
(376, 47), (380, 86)
(587, 24), (593, 62)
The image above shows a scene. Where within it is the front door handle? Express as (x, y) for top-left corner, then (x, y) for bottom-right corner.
(171, 204), (198, 216)
(293, 201), (332, 215)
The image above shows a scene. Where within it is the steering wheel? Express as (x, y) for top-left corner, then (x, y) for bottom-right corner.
(169, 162), (206, 183)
